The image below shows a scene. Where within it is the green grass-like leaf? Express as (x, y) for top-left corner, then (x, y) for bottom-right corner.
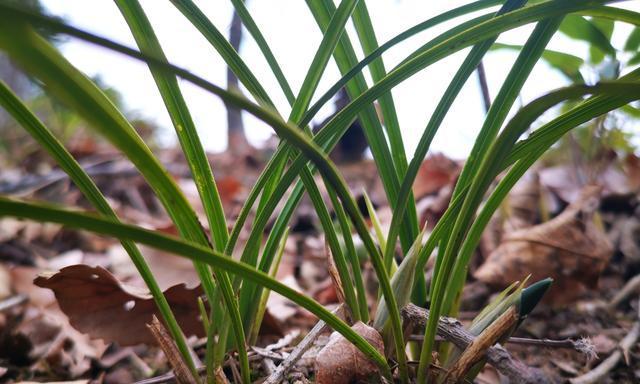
(0, 81), (200, 381)
(0, 196), (392, 379)
(2, 2), (637, 382)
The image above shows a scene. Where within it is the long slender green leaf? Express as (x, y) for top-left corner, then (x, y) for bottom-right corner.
(421, 81), (640, 383)
(170, 0), (274, 107)
(0, 81), (199, 380)
(0, 197), (392, 379)
(308, 0), (418, 255)
(115, 0), (229, 251)
(351, 1), (409, 181)
(578, 6), (640, 26)
(490, 43), (584, 82)
(384, 0), (528, 320)
(113, 2), (248, 381)
(228, 0), (295, 104)
(440, 16), (565, 317)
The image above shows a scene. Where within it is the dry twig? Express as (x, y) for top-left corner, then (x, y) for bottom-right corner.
(606, 274), (640, 310)
(264, 305), (344, 384)
(402, 303), (552, 384)
(409, 334), (596, 358)
(446, 306), (518, 382)
(0, 294), (27, 312)
(147, 316), (197, 384)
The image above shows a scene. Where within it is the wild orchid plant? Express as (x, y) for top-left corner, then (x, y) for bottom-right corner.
(0, 0), (638, 382)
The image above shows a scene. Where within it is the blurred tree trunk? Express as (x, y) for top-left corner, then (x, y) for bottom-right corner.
(226, 7), (249, 152)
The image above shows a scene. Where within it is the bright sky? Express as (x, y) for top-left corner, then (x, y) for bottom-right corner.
(40, 1), (639, 159)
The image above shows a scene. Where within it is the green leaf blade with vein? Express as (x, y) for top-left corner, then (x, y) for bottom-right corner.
(490, 42), (585, 82)
(115, 0), (229, 251)
(114, 2), (249, 381)
(228, 0), (295, 104)
(425, 82), (640, 384)
(2, 3), (635, 382)
(0, 197), (392, 380)
(559, 14), (616, 63)
(308, 0), (418, 255)
(0, 81), (199, 381)
(441, 16), (565, 317)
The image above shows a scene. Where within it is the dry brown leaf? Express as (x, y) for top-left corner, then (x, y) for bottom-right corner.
(623, 153), (640, 192)
(314, 279), (339, 305)
(475, 186), (613, 305)
(325, 244), (346, 308)
(505, 171), (541, 230)
(5, 266), (107, 378)
(315, 322), (384, 384)
(34, 265), (203, 345)
(417, 182), (454, 230)
(413, 153), (460, 200)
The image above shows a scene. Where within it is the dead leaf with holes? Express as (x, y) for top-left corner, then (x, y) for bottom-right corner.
(475, 185), (613, 305)
(315, 322), (384, 384)
(3, 266), (106, 378)
(33, 265), (204, 345)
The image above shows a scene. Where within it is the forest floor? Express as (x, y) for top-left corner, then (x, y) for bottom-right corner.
(0, 140), (639, 383)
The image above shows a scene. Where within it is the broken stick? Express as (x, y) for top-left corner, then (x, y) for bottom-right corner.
(402, 303), (553, 384)
(264, 305), (344, 384)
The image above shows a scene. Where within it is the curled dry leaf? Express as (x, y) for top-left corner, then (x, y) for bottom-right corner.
(6, 267), (106, 378)
(505, 171), (542, 230)
(315, 322), (384, 384)
(475, 186), (613, 305)
(414, 154), (461, 229)
(34, 265), (203, 345)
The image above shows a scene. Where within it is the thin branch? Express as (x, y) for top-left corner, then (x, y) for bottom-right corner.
(606, 274), (640, 310)
(264, 305), (344, 384)
(0, 294), (27, 312)
(447, 306), (518, 382)
(402, 304), (553, 384)
(408, 335), (596, 358)
(147, 316), (198, 384)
